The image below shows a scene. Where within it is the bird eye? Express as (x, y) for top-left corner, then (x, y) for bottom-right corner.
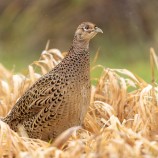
(83, 25), (89, 31)
(85, 25), (89, 29)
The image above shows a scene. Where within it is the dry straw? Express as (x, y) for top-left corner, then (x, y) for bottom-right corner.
(0, 47), (158, 157)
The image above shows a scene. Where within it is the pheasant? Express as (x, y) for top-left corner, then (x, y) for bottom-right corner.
(2, 22), (103, 141)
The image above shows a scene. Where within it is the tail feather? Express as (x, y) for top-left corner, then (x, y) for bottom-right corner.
(1, 117), (18, 131)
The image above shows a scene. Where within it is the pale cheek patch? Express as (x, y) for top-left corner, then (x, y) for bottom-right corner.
(85, 29), (95, 34)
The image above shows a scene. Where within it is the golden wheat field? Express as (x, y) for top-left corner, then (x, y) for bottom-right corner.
(0, 46), (158, 158)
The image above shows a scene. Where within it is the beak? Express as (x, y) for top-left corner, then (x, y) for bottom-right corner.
(95, 27), (103, 33)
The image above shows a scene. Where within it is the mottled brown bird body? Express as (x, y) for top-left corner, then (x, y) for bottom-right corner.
(2, 22), (103, 141)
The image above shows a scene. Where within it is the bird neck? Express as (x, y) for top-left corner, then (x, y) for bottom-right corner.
(70, 35), (90, 53)
(55, 36), (90, 75)
(60, 35), (90, 71)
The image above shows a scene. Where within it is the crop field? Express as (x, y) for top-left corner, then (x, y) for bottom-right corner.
(0, 48), (158, 158)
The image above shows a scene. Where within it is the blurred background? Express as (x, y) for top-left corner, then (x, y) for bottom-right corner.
(0, 0), (158, 82)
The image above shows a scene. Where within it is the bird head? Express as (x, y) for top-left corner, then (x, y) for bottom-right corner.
(74, 22), (103, 42)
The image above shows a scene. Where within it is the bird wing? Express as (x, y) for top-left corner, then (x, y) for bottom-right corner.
(6, 72), (66, 122)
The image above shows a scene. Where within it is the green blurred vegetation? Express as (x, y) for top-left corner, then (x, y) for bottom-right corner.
(0, 0), (158, 82)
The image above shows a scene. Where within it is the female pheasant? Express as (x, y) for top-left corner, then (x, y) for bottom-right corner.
(2, 22), (103, 141)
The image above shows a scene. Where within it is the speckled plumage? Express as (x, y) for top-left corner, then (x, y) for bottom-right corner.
(2, 22), (103, 141)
